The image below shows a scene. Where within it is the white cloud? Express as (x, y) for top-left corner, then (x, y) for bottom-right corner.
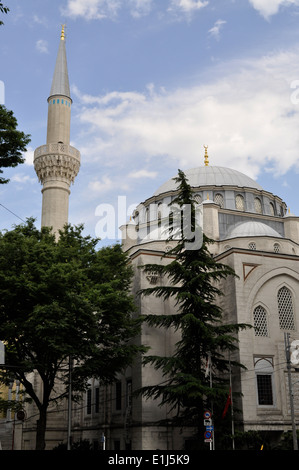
(249, 0), (299, 19)
(72, 48), (299, 183)
(88, 176), (115, 193)
(62, 0), (208, 20)
(167, 0), (209, 18)
(33, 15), (48, 26)
(23, 147), (34, 166)
(88, 175), (130, 194)
(128, 169), (158, 179)
(208, 19), (226, 40)
(168, 0), (209, 12)
(128, 0), (153, 18)
(11, 173), (35, 185)
(72, 85), (146, 107)
(61, 0), (121, 20)
(35, 39), (49, 54)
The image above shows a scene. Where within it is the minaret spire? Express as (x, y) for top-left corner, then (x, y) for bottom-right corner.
(33, 29), (80, 236)
(49, 25), (71, 104)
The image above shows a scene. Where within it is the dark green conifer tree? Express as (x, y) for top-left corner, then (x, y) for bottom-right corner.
(139, 169), (249, 446)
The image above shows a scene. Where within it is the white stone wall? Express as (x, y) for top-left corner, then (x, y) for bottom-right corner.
(216, 243), (299, 434)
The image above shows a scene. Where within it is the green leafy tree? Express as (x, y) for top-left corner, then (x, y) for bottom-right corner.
(0, 219), (144, 450)
(138, 169), (248, 447)
(0, 105), (31, 184)
(1, 7), (31, 183)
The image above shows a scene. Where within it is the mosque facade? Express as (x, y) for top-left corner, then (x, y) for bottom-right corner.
(99, 153), (299, 450)
(10, 30), (299, 450)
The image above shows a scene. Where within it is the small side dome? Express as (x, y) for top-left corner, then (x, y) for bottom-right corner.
(226, 221), (282, 239)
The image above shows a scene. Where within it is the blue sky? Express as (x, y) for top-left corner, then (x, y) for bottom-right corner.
(1, 0), (299, 243)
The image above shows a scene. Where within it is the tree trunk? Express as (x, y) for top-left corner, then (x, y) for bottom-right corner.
(35, 405), (48, 450)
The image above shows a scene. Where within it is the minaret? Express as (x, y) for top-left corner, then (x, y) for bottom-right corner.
(34, 26), (80, 235)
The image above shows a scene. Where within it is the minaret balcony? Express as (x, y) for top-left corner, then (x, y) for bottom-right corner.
(34, 143), (80, 185)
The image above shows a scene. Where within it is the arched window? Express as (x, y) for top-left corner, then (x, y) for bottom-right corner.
(235, 194), (245, 211)
(157, 203), (162, 229)
(277, 286), (295, 330)
(144, 207), (149, 223)
(273, 243), (280, 253)
(194, 194), (202, 204)
(254, 197), (262, 214)
(145, 208), (150, 235)
(253, 306), (268, 337)
(169, 211), (173, 234)
(214, 193), (224, 208)
(254, 357), (274, 406)
(248, 242), (256, 250)
(269, 202), (275, 216)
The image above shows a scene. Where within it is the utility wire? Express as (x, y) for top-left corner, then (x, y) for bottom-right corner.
(0, 202), (26, 223)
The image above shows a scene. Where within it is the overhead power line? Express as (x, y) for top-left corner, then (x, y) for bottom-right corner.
(0, 203), (26, 223)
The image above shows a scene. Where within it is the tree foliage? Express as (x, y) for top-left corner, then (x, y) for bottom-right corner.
(138, 169), (249, 439)
(0, 105), (31, 184)
(0, 219), (144, 449)
(0, 5), (31, 183)
(0, 2), (9, 25)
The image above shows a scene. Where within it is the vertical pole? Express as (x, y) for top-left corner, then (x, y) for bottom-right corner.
(229, 357), (235, 450)
(67, 356), (72, 450)
(210, 362), (215, 450)
(285, 333), (298, 450)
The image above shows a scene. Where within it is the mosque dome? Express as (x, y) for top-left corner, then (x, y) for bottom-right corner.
(153, 166), (263, 196)
(226, 221), (282, 239)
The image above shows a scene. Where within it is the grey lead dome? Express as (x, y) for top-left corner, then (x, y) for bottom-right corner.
(153, 166), (263, 196)
(227, 221), (282, 238)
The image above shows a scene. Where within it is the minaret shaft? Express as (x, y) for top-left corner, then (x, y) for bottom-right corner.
(46, 95), (71, 144)
(34, 29), (80, 236)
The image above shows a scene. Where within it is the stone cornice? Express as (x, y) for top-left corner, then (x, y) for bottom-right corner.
(34, 143), (80, 185)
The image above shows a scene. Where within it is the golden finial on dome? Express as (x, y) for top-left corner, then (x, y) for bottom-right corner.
(204, 145), (209, 166)
(61, 24), (66, 40)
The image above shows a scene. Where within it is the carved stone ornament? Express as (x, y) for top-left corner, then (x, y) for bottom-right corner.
(34, 143), (80, 185)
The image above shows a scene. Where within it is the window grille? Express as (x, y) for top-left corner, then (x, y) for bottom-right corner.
(115, 381), (122, 410)
(214, 193), (224, 208)
(253, 306), (268, 337)
(95, 387), (100, 414)
(273, 243), (280, 253)
(254, 197), (262, 214)
(86, 388), (92, 414)
(277, 286), (295, 330)
(194, 194), (202, 204)
(256, 375), (273, 405)
(235, 194), (245, 211)
(248, 242), (256, 250)
(255, 358), (274, 406)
